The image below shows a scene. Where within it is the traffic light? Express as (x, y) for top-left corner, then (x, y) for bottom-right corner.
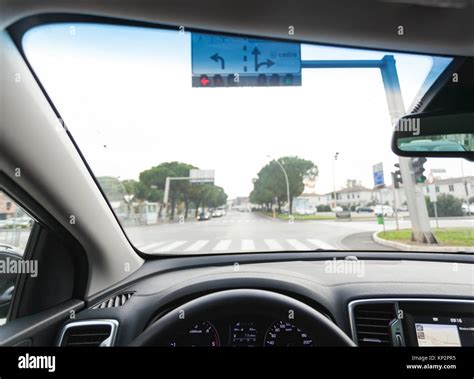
(199, 75), (210, 87)
(213, 74), (224, 87)
(392, 164), (403, 189)
(411, 157), (427, 183)
(257, 74), (267, 86)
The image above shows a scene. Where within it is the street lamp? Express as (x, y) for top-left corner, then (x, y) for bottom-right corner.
(267, 155), (291, 215)
(332, 152), (339, 211)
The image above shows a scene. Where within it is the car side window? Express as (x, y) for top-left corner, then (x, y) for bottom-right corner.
(0, 190), (35, 325)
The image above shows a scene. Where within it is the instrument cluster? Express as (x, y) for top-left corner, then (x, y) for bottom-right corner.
(168, 318), (314, 347)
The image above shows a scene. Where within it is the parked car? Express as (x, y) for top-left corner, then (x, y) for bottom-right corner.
(355, 206), (373, 213)
(462, 203), (474, 215)
(374, 205), (395, 217)
(197, 211), (211, 221)
(211, 209), (224, 217)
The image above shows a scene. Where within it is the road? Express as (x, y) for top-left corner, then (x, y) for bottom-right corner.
(126, 210), (472, 255)
(1, 211), (470, 255)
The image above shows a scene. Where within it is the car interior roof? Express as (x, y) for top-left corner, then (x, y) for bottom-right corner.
(0, 0), (473, 57)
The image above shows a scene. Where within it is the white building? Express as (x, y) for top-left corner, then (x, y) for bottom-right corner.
(294, 176), (473, 211)
(378, 176), (473, 208)
(421, 176), (473, 201)
(293, 193), (321, 214)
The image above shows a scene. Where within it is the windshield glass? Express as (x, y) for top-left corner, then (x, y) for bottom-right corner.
(23, 23), (473, 255)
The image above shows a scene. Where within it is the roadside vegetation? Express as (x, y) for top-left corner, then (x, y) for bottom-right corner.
(98, 161), (228, 220)
(378, 228), (473, 247)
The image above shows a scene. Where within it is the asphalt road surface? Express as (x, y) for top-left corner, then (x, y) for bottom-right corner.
(1, 211), (471, 255)
(125, 210), (472, 255)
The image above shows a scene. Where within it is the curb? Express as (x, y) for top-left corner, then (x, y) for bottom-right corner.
(372, 231), (474, 253)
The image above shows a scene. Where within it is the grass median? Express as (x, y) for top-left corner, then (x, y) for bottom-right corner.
(378, 228), (474, 247)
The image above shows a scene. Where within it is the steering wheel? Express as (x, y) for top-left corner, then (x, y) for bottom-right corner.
(130, 289), (355, 346)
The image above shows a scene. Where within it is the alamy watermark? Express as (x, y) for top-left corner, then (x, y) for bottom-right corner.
(18, 353), (55, 373)
(324, 257), (365, 278)
(0, 257), (38, 278)
(394, 117), (420, 136)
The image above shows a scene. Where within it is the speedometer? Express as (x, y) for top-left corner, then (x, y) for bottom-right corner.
(264, 321), (313, 346)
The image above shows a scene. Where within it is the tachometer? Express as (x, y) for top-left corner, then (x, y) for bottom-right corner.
(264, 321), (313, 346)
(170, 321), (220, 347)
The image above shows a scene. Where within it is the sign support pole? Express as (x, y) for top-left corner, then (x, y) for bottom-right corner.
(302, 55), (436, 244)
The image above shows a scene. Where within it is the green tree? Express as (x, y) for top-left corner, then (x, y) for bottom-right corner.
(97, 176), (126, 203)
(189, 184), (228, 216)
(121, 179), (139, 197)
(139, 162), (196, 219)
(425, 194), (464, 217)
(250, 156), (318, 213)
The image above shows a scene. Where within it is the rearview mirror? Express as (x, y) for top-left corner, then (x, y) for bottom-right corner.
(391, 112), (474, 161)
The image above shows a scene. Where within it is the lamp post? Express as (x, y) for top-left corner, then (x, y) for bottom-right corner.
(332, 152), (339, 211)
(267, 155), (291, 216)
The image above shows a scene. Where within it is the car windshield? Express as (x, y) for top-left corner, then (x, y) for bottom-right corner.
(23, 23), (473, 255)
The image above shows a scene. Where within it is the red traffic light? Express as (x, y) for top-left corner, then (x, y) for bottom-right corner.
(199, 75), (210, 86)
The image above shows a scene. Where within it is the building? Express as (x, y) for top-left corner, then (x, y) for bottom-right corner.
(294, 176), (474, 211)
(421, 176), (473, 201)
(0, 192), (17, 220)
(376, 176), (473, 209)
(331, 185), (376, 207)
(292, 193), (321, 214)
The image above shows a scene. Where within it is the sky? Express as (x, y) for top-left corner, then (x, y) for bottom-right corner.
(23, 23), (473, 199)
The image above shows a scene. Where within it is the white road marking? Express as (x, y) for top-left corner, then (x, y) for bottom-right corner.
(213, 239), (232, 251)
(139, 241), (167, 252)
(306, 239), (336, 250)
(184, 240), (210, 252)
(286, 239), (310, 250)
(264, 239), (283, 250)
(241, 239), (255, 250)
(154, 240), (187, 252)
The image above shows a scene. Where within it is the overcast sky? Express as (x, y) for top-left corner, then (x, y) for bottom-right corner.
(24, 23), (473, 199)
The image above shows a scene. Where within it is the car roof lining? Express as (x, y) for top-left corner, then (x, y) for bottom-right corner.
(0, 0), (473, 57)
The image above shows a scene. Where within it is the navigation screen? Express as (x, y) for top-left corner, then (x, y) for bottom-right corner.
(415, 323), (461, 347)
(414, 316), (474, 347)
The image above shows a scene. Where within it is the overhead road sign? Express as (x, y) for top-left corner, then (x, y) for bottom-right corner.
(192, 33), (301, 87)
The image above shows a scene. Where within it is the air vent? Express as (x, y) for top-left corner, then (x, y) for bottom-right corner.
(93, 292), (134, 309)
(58, 320), (118, 347)
(352, 302), (396, 346)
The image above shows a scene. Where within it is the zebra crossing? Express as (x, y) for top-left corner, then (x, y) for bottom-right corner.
(196, 219), (277, 224)
(135, 238), (336, 254)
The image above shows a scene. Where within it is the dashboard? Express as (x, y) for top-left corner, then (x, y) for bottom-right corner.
(57, 256), (474, 347)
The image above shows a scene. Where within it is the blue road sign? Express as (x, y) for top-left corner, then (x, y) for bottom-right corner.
(373, 162), (385, 187)
(192, 33), (301, 87)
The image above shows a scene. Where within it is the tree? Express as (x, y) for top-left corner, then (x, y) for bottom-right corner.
(121, 179), (139, 197)
(189, 184), (228, 216)
(425, 194), (464, 217)
(97, 176), (126, 202)
(137, 162), (228, 220)
(250, 156), (318, 213)
(139, 162), (196, 219)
